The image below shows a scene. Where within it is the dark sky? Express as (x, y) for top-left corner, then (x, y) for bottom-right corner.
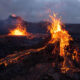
(0, 0), (80, 23)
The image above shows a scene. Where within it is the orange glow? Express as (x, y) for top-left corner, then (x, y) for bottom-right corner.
(48, 13), (72, 56)
(11, 14), (16, 17)
(9, 24), (28, 36)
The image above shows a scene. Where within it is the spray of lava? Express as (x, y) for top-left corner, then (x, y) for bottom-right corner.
(8, 24), (29, 36)
(48, 13), (72, 57)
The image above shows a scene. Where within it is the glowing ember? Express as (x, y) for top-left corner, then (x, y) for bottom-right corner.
(9, 24), (28, 36)
(11, 14), (16, 17)
(48, 13), (72, 56)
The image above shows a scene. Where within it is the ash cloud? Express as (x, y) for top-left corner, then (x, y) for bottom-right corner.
(0, 0), (80, 23)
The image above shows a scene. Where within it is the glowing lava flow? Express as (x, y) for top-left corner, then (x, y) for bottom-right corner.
(9, 24), (28, 36)
(48, 14), (72, 56)
(0, 46), (47, 67)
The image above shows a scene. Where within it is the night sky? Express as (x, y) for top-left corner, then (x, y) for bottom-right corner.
(0, 0), (80, 23)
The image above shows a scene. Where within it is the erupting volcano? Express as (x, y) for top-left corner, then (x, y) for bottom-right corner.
(8, 24), (28, 36)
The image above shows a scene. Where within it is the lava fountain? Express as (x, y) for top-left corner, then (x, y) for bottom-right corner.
(8, 24), (28, 36)
(48, 13), (72, 57)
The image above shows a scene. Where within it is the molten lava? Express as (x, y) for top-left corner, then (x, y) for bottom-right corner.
(48, 13), (72, 56)
(0, 46), (47, 67)
(9, 24), (28, 36)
